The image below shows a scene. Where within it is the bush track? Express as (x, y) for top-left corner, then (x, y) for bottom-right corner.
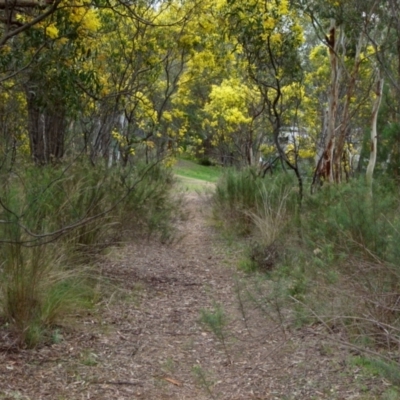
(0, 182), (388, 399)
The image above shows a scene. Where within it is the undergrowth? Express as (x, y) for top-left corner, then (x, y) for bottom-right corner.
(0, 160), (179, 347)
(213, 169), (400, 387)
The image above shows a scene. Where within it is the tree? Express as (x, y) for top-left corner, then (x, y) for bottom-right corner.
(202, 77), (265, 166)
(225, 0), (305, 196)
(296, 0), (386, 185)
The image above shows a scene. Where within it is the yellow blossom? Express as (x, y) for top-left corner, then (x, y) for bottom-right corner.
(45, 24), (59, 39)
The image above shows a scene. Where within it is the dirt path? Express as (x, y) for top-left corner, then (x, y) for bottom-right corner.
(0, 185), (386, 399)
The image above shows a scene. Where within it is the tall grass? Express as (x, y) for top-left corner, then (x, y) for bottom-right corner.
(0, 242), (93, 347)
(119, 163), (181, 242)
(213, 168), (265, 233)
(213, 168), (298, 271)
(0, 160), (179, 347)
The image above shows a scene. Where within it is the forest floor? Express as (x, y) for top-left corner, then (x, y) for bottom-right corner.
(0, 177), (391, 399)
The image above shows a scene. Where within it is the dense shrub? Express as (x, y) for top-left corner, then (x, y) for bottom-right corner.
(296, 181), (400, 349)
(117, 162), (181, 242)
(261, 179), (400, 362)
(302, 180), (399, 259)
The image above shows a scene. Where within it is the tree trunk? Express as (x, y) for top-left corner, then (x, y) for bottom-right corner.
(366, 72), (384, 190)
(333, 31), (366, 183)
(26, 91), (65, 165)
(90, 112), (115, 165)
(313, 19), (343, 185)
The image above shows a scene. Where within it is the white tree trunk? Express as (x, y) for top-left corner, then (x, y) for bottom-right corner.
(366, 72), (384, 189)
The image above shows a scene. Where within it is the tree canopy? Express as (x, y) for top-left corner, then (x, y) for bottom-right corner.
(0, 0), (398, 186)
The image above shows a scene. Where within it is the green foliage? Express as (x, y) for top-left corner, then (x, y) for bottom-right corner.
(192, 365), (217, 400)
(378, 123), (400, 181)
(11, 163), (114, 250)
(213, 168), (298, 238)
(200, 302), (231, 363)
(218, 172), (400, 368)
(0, 0), (399, 368)
(238, 257), (259, 273)
(303, 179), (399, 259)
(119, 163), (180, 242)
(275, 178), (400, 353)
(200, 302), (229, 342)
(1, 161), (178, 249)
(296, 181), (400, 349)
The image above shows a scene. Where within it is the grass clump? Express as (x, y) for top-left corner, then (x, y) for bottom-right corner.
(284, 180), (400, 382)
(120, 163), (181, 242)
(0, 243), (93, 347)
(352, 356), (400, 387)
(294, 181), (400, 352)
(213, 167), (297, 236)
(213, 168), (298, 271)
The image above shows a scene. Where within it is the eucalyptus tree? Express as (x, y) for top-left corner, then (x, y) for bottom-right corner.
(294, 0), (386, 186)
(365, 0), (400, 180)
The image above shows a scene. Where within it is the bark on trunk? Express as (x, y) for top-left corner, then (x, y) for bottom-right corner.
(366, 72), (384, 189)
(314, 19), (343, 185)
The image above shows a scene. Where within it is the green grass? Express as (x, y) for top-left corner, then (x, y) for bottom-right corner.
(173, 159), (222, 183)
(175, 176), (216, 193)
(351, 356), (400, 387)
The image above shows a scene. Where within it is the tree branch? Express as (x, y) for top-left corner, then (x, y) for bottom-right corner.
(0, 0), (53, 9)
(0, 0), (61, 47)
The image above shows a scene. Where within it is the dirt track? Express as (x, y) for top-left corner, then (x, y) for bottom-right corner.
(0, 185), (386, 399)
